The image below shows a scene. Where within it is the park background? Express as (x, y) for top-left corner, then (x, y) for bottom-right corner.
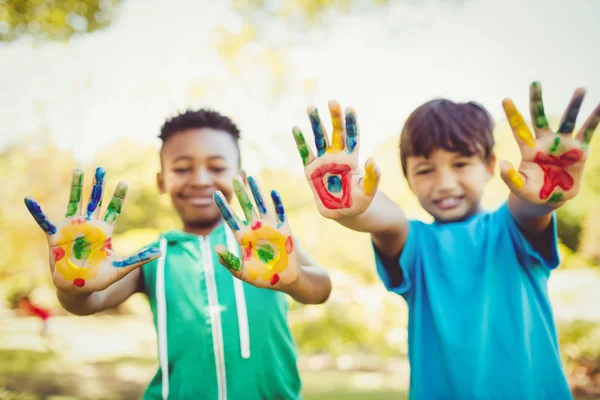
(1, 0), (600, 398)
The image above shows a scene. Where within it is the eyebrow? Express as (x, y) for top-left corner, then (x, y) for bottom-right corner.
(172, 155), (226, 162)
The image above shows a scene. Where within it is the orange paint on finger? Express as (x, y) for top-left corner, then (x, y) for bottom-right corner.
(507, 168), (525, 189)
(503, 100), (536, 148)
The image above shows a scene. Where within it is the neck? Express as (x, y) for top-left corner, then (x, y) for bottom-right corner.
(183, 219), (223, 237)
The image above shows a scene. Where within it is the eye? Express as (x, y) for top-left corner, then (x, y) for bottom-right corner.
(210, 167), (227, 173)
(174, 167), (192, 174)
(454, 162), (468, 168)
(416, 169), (432, 176)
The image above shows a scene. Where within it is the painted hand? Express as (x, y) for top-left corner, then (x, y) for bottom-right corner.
(500, 82), (600, 205)
(24, 167), (162, 292)
(213, 176), (298, 289)
(292, 101), (381, 219)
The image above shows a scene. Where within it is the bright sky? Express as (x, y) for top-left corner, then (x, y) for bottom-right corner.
(1, 0), (599, 176)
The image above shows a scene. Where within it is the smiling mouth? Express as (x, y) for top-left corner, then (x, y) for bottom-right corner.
(433, 195), (464, 210)
(180, 195), (215, 206)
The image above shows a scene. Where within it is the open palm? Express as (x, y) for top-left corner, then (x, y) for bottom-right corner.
(213, 176), (298, 288)
(500, 82), (600, 205)
(292, 101), (381, 219)
(24, 167), (162, 292)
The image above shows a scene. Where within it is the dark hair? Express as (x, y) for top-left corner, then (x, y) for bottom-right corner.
(159, 109), (241, 162)
(399, 99), (494, 176)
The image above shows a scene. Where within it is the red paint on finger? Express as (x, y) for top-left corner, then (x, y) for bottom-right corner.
(270, 273), (280, 286)
(73, 278), (85, 287)
(285, 236), (293, 254)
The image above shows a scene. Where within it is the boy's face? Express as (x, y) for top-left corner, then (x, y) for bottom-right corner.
(405, 149), (495, 222)
(157, 128), (241, 231)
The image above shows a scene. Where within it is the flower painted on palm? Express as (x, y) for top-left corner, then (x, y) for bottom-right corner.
(310, 163), (353, 210)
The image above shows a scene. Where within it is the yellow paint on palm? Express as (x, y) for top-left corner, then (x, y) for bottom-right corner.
(240, 224), (290, 283)
(507, 168), (525, 189)
(503, 100), (536, 148)
(54, 220), (108, 282)
(363, 163), (377, 195)
(327, 103), (344, 154)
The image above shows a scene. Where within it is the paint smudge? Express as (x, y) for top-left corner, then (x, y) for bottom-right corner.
(271, 191), (286, 224)
(534, 149), (583, 200)
(73, 278), (85, 287)
(66, 169), (83, 217)
(104, 182), (127, 224)
(216, 247), (242, 272)
(345, 110), (358, 153)
(310, 163), (352, 210)
(52, 247), (65, 262)
(309, 109), (327, 156)
(270, 273), (280, 286)
(248, 176), (267, 215)
(234, 179), (255, 223)
(251, 221), (262, 230)
(112, 247), (162, 268)
(549, 137), (560, 154)
(292, 127), (310, 166)
(24, 197), (57, 235)
(531, 82), (549, 129)
(558, 93), (584, 134)
(547, 193), (564, 203)
(214, 193), (240, 231)
(507, 168), (525, 189)
(327, 102), (344, 154)
(327, 175), (342, 193)
(86, 167), (106, 219)
(363, 163), (377, 195)
(504, 100), (536, 148)
(285, 236), (293, 254)
(73, 236), (92, 260)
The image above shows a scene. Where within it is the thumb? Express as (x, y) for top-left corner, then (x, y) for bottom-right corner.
(359, 157), (381, 196)
(498, 160), (526, 195)
(215, 244), (243, 278)
(112, 246), (163, 273)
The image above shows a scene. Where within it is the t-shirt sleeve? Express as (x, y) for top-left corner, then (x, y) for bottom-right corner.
(494, 201), (560, 272)
(372, 220), (424, 298)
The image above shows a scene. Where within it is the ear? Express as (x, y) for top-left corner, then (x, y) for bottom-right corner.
(157, 171), (166, 194)
(485, 153), (497, 181)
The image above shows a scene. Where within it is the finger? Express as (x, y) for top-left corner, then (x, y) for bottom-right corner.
(247, 176), (268, 218)
(558, 87), (586, 135)
(270, 190), (286, 226)
(359, 157), (381, 196)
(503, 99), (536, 149)
(292, 126), (315, 166)
(102, 181), (128, 224)
(233, 177), (258, 223)
(498, 160), (526, 196)
(215, 244), (243, 274)
(86, 167), (107, 220)
(328, 100), (345, 153)
(112, 246), (162, 270)
(65, 169), (84, 217)
(529, 81), (551, 138)
(24, 197), (57, 235)
(213, 191), (243, 231)
(307, 106), (329, 157)
(345, 106), (359, 154)
(576, 102), (600, 145)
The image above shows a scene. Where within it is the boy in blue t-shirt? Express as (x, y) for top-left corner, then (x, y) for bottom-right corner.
(291, 82), (600, 399)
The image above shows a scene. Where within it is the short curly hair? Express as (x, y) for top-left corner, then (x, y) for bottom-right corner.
(159, 109), (241, 163)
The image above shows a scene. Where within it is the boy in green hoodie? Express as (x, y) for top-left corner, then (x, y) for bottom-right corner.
(24, 109), (332, 400)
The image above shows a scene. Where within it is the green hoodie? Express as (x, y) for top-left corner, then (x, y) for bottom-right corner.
(141, 222), (302, 399)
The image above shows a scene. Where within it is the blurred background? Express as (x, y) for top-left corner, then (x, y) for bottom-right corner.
(1, 0), (600, 399)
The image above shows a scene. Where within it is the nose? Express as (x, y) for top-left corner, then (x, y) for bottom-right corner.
(435, 168), (458, 192)
(191, 167), (211, 187)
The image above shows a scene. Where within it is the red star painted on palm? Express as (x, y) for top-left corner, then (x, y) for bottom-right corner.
(533, 149), (583, 200)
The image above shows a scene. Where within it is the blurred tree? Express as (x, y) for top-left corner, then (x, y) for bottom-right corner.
(0, 0), (121, 42)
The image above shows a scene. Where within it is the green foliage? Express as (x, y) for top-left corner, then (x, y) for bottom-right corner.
(0, 0), (121, 42)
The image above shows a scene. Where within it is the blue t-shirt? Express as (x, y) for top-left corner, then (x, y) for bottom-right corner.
(375, 202), (572, 400)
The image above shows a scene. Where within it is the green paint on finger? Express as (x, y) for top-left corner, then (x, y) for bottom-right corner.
(66, 169), (83, 217)
(547, 193), (564, 203)
(531, 82), (549, 129)
(103, 182), (127, 223)
(292, 127), (310, 166)
(233, 179), (254, 222)
(217, 248), (242, 271)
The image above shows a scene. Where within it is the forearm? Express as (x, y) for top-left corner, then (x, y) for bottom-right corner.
(282, 265), (331, 304)
(57, 290), (101, 316)
(508, 193), (556, 233)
